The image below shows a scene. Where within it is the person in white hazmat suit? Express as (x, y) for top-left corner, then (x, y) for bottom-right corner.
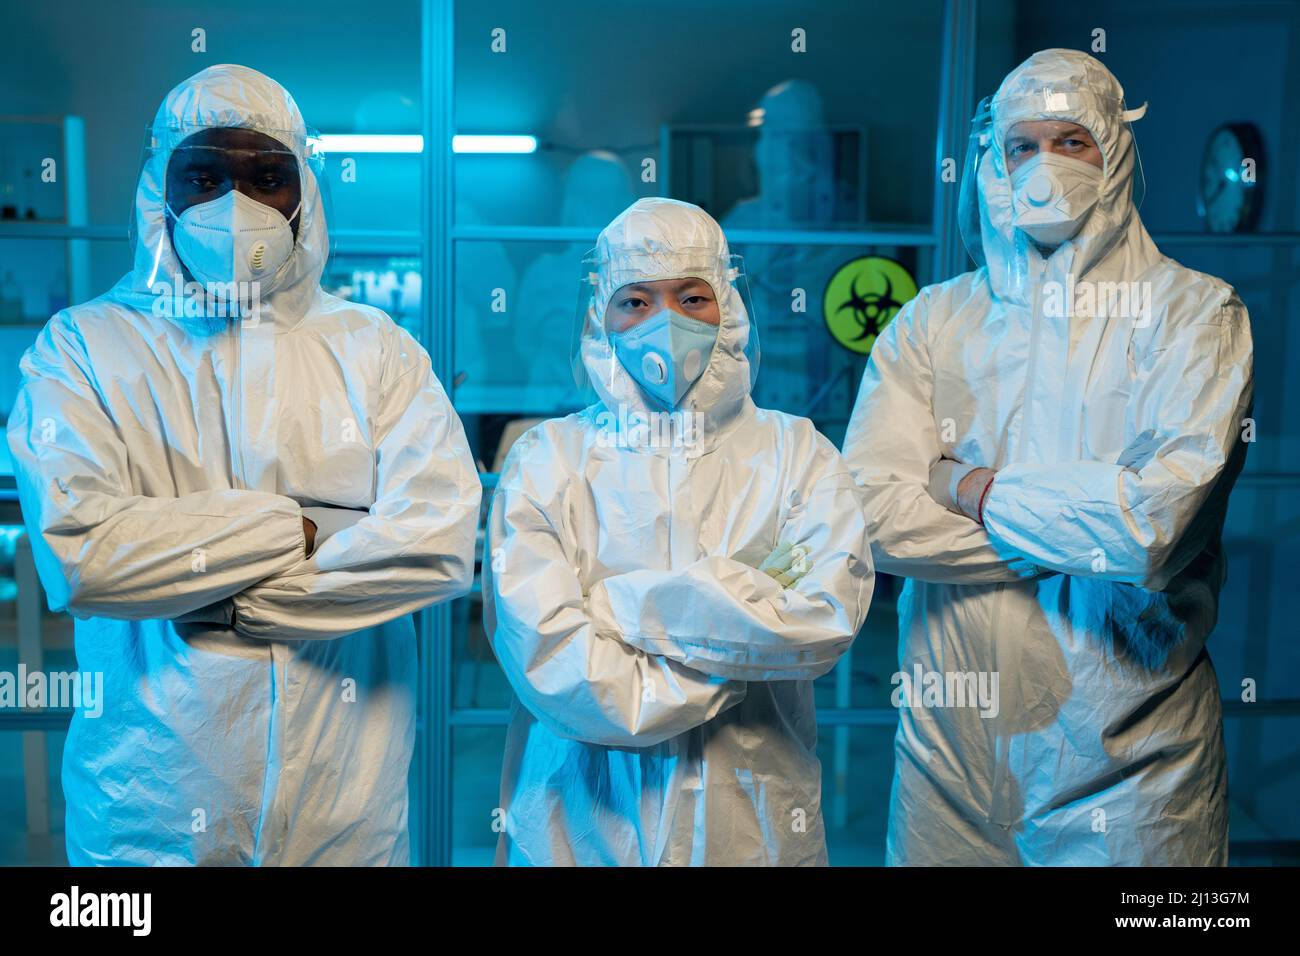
(843, 49), (1253, 865)
(485, 197), (874, 865)
(6, 64), (480, 865)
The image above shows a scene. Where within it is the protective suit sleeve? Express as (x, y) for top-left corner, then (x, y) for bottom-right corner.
(485, 458), (745, 749)
(586, 441), (874, 681)
(982, 300), (1253, 591)
(231, 335), (480, 640)
(841, 296), (1041, 583)
(5, 313), (308, 620)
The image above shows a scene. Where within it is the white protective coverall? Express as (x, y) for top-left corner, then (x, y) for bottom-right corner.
(486, 197), (874, 866)
(843, 50), (1253, 865)
(6, 65), (480, 865)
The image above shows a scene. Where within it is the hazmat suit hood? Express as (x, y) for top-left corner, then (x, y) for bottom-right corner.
(580, 197), (756, 454)
(977, 49), (1160, 304)
(117, 63), (329, 329)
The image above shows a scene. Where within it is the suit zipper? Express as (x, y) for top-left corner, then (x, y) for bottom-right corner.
(230, 320), (248, 490)
(988, 257), (1045, 828)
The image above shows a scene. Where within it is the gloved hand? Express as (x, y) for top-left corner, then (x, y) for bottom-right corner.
(757, 541), (813, 588)
(929, 458), (996, 524)
(932, 460), (1044, 578)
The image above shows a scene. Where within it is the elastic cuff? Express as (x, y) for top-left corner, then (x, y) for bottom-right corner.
(976, 477), (995, 525)
(929, 459), (978, 515)
(290, 502), (309, 558)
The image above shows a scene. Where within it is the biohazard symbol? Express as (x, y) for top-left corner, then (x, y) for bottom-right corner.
(822, 256), (918, 355)
(839, 274), (902, 341)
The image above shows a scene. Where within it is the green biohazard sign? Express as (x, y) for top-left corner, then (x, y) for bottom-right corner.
(822, 256), (918, 354)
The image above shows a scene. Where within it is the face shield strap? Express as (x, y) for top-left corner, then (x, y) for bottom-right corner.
(147, 123), (313, 156)
(991, 91), (1145, 148)
(1120, 102), (1148, 123)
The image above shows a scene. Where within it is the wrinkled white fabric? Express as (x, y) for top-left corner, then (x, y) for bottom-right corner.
(6, 64), (480, 866)
(843, 50), (1253, 865)
(486, 197), (874, 866)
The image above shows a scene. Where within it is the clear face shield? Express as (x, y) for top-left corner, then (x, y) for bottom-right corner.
(131, 123), (331, 292)
(957, 91), (1147, 268)
(957, 95), (995, 269)
(570, 247), (761, 407)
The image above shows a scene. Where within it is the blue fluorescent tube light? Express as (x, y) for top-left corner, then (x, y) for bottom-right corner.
(452, 135), (539, 154)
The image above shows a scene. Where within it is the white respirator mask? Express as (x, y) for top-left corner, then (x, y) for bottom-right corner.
(168, 188), (300, 287)
(1009, 152), (1103, 246)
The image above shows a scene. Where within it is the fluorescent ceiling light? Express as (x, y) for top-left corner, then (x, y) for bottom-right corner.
(452, 135), (538, 154)
(317, 134), (539, 154)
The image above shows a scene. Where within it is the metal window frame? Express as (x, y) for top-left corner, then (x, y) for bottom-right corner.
(415, 0), (456, 868)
